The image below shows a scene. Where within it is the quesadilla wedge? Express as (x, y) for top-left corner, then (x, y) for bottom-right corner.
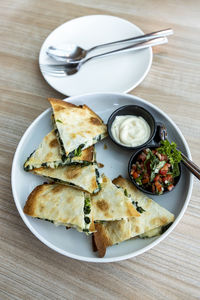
(48, 98), (107, 160)
(24, 130), (95, 171)
(92, 175), (140, 222)
(31, 164), (101, 194)
(23, 183), (95, 233)
(94, 176), (175, 257)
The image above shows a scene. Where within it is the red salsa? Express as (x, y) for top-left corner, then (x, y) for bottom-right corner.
(130, 140), (182, 195)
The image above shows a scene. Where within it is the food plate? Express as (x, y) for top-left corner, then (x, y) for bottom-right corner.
(39, 15), (152, 96)
(11, 93), (193, 262)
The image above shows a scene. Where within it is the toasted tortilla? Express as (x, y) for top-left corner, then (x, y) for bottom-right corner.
(94, 176), (175, 257)
(24, 130), (95, 171)
(48, 98), (107, 158)
(23, 183), (95, 233)
(92, 175), (140, 222)
(31, 164), (100, 194)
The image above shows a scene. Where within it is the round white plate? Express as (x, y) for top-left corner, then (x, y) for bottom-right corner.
(39, 15), (152, 96)
(12, 93), (193, 263)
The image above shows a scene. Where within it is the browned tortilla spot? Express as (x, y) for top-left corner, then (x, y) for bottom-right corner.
(81, 146), (94, 162)
(89, 220), (95, 232)
(45, 152), (53, 161)
(97, 163), (104, 168)
(65, 166), (81, 179)
(49, 138), (59, 148)
(151, 216), (168, 226)
(54, 105), (65, 112)
(85, 105), (105, 123)
(104, 212), (112, 219)
(91, 176), (98, 190)
(51, 185), (65, 194)
(96, 200), (109, 211)
(112, 175), (124, 186)
(102, 176), (108, 183)
(70, 133), (76, 139)
(90, 117), (102, 125)
(135, 226), (140, 233)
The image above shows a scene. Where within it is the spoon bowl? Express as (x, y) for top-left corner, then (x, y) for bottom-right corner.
(47, 45), (87, 62)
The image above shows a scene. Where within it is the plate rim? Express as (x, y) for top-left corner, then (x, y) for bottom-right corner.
(39, 14), (153, 96)
(11, 92), (193, 263)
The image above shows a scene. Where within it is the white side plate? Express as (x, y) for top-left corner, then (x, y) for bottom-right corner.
(39, 15), (152, 96)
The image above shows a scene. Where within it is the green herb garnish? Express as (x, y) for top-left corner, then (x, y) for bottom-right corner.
(157, 140), (182, 177)
(56, 119), (63, 123)
(135, 175), (143, 185)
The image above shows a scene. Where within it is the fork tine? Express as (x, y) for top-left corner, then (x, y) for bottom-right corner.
(40, 64), (66, 76)
(39, 63), (78, 76)
(40, 63), (67, 70)
(42, 70), (66, 77)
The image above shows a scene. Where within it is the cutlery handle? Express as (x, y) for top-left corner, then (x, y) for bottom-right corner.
(84, 37), (168, 63)
(181, 153), (200, 180)
(89, 28), (173, 53)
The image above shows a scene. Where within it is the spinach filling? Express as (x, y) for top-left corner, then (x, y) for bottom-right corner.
(84, 217), (90, 224)
(67, 144), (85, 159)
(132, 200), (146, 213)
(161, 222), (173, 234)
(139, 222), (173, 239)
(54, 128), (67, 161)
(95, 168), (101, 191)
(41, 176), (77, 188)
(84, 197), (91, 215)
(23, 150), (36, 171)
(25, 157), (93, 171)
(55, 125), (85, 161)
(83, 195), (91, 230)
(37, 218), (54, 223)
(123, 189), (145, 214)
(53, 116), (85, 161)
(124, 189), (128, 197)
(95, 134), (102, 142)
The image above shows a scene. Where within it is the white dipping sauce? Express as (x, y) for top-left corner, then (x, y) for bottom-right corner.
(111, 115), (151, 147)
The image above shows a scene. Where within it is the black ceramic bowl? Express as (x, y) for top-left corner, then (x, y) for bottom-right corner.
(107, 105), (156, 150)
(128, 145), (182, 196)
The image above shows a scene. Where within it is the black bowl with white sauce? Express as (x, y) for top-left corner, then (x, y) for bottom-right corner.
(107, 105), (157, 150)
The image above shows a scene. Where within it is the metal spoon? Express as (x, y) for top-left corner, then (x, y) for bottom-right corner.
(46, 28), (173, 62)
(41, 36), (168, 76)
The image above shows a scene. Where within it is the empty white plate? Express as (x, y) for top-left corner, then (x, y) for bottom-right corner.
(39, 15), (152, 96)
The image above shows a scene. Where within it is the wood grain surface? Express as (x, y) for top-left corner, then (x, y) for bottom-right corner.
(0, 0), (200, 299)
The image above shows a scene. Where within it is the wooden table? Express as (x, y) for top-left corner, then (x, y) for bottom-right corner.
(1, 1), (200, 299)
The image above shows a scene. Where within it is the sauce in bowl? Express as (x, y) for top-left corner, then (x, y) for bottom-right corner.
(111, 115), (151, 147)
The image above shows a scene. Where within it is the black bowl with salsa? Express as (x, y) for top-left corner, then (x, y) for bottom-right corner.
(128, 140), (182, 195)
